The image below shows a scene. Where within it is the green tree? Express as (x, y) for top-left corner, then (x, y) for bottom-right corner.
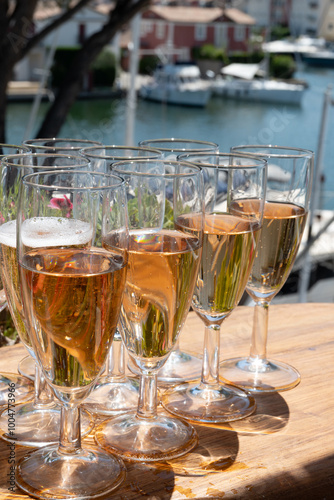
(0, 0), (150, 142)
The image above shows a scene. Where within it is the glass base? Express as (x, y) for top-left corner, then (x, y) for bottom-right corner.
(17, 356), (35, 381)
(82, 375), (140, 416)
(95, 410), (198, 462)
(161, 382), (256, 423)
(16, 444), (126, 499)
(128, 348), (202, 383)
(219, 357), (301, 393)
(0, 372), (34, 406)
(0, 402), (94, 447)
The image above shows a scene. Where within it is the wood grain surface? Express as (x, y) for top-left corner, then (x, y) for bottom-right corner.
(0, 303), (333, 499)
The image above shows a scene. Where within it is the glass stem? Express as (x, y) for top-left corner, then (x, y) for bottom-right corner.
(173, 338), (180, 353)
(34, 363), (54, 409)
(58, 405), (81, 455)
(105, 330), (126, 381)
(249, 301), (269, 361)
(136, 372), (158, 420)
(201, 324), (220, 387)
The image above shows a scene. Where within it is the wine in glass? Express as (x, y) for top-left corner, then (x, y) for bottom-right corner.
(79, 145), (162, 416)
(219, 145), (314, 392)
(95, 159), (203, 461)
(0, 153), (94, 446)
(0, 143), (33, 407)
(16, 170), (128, 499)
(162, 152), (266, 423)
(135, 138), (219, 384)
(18, 139), (103, 380)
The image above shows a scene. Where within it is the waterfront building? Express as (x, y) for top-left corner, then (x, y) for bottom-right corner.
(229, 0), (334, 39)
(140, 6), (256, 61)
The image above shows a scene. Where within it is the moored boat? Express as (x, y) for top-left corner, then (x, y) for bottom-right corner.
(139, 63), (212, 107)
(211, 63), (305, 105)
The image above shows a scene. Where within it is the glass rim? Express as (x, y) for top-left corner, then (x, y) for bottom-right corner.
(138, 138), (219, 152)
(0, 143), (30, 153)
(23, 138), (103, 150)
(111, 159), (202, 178)
(230, 144), (314, 159)
(177, 151), (268, 169)
(80, 145), (163, 159)
(22, 170), (124, 191)
(1, 153), (90, 167)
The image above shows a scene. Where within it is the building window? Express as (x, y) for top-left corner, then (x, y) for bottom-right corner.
(156, 22), (165, 39)
(307, 14), (317, 22)
(234, 25), (245, 42)
(195, 24), (207, 42)
(215, 25), (227, 47)
(141, 20), (153, 36)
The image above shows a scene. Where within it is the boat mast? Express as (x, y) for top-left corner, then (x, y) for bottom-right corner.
(125, 14), (141, 146)
(262, 0), (273, 78)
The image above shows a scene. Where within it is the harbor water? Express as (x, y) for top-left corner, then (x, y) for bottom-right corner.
(7, 65), (334, 209)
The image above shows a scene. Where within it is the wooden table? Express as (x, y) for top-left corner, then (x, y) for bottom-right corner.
(0, 303), (333, 499)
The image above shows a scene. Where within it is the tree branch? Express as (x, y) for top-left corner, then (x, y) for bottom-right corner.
(21, 0), (92, 58)
(37, 0), (150, 137)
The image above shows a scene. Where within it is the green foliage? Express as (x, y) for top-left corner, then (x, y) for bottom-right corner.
(270, 25), (291, 41)
(127, 190), (174, 230)
(51, 46), (117, 89)
(91, 49), (116, 87)
(139, 55), (160, 75)
(3, 313), (17, 340)
(192, 44), (228, 64)
(0, 178), (21, 222)
(0, 308), (18, 344)
(270, 54), (296, 79)
(51, 46), (81, 88)
(229, 51), (264, 64)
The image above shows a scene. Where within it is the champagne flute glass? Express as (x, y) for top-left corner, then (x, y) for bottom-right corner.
(18, 138), (103, 379)
(220, 145), (314, 392)
(95, 159), (203, 461)
(0, 153), (94, 446)
(23, 137), (102, 154)
(80, 145), (163, 416)
(161, 152), (266, 423)
(0, 143), (34, 407)
(134, 138), (219, 384)
(16, 170), (128, 499)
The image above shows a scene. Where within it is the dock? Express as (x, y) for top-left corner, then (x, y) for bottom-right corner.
(7, 81), (54, 102)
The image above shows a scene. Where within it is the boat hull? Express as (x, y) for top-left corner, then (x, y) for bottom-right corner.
(302, 53), (334, 68)
(211, 79), (304, 105)
(139, 85), (211, 107)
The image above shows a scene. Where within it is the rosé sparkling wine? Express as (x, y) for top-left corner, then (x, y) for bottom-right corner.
(161, 208), (260, 423)
(20, 246), (126, 393)
(121, 229), (201, 365)
(0, 218), (93, 353)
(246, 201), (307, 300)
(192, 212), (260, 323)
(0, 221), (30, 348)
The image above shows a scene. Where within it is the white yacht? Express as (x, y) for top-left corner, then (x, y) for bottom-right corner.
(139, 64), (212, 107)
(211, 63), (305, 105)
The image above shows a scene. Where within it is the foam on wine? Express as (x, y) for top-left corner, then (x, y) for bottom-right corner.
(21, 217), (93, 248)
(0, 220), (16, 248)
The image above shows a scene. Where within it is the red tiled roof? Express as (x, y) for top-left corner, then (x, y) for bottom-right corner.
(34, 1), (114, 22)
(34, 2), (255, 26)
(146, 6), (255, 25)
(224, 7), (255, 25)
(147, 6), (223, 23)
